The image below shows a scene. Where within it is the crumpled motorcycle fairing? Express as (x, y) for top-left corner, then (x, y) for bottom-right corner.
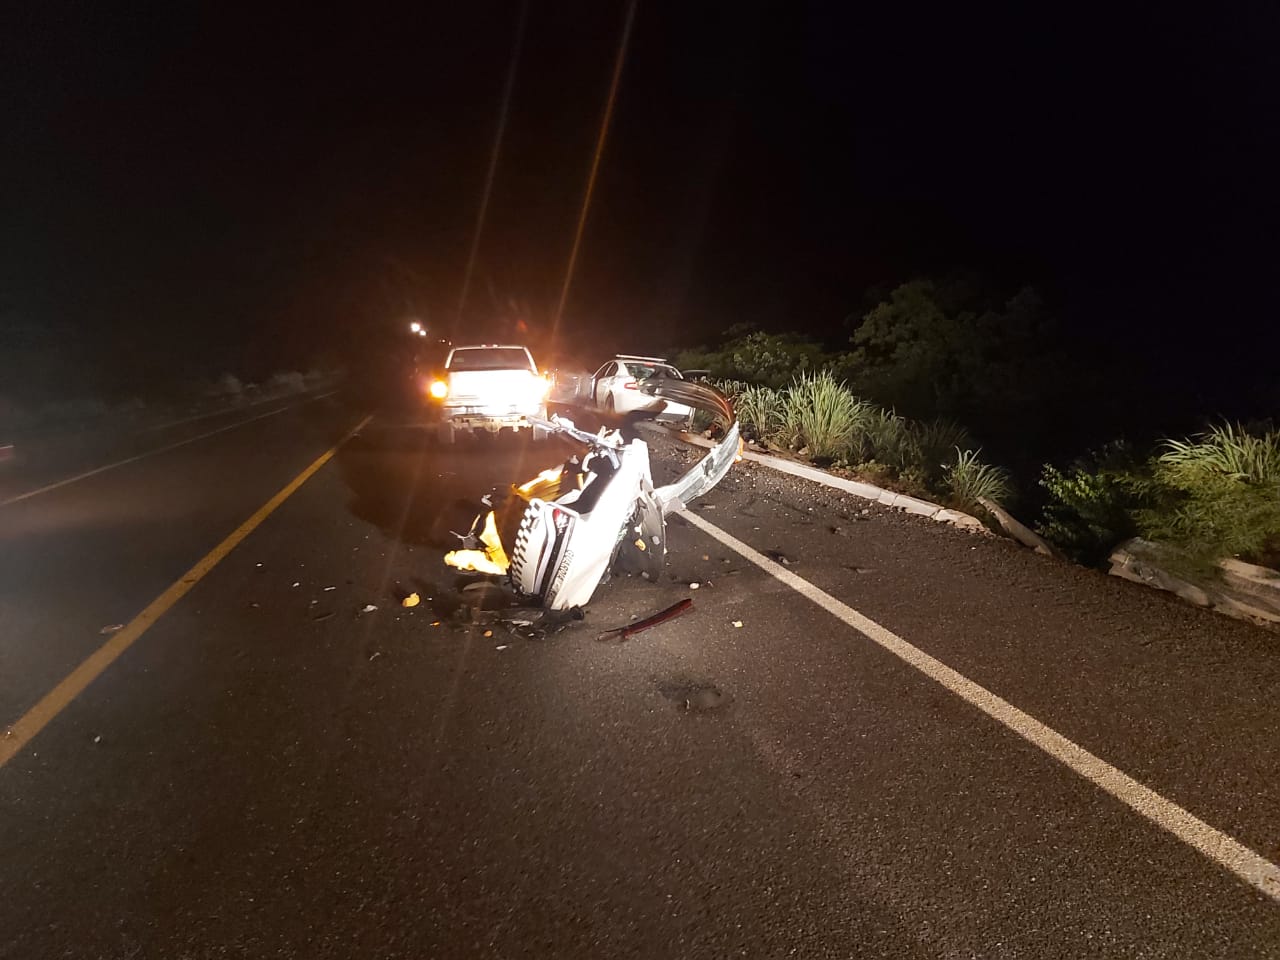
(444, 381), (739, 611)
(508, 438), (656, 609)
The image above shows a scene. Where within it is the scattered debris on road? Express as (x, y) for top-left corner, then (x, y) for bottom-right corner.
(98, 624), (124, 635)
(361, 604), (378, 613)
(402, 593), (421, 608)
(732, 620), (743, 628)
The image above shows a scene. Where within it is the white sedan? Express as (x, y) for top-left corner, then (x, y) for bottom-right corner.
(589, 356), (695, 424)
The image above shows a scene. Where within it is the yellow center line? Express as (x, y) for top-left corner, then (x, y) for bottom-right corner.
(0, 414), (372, 769)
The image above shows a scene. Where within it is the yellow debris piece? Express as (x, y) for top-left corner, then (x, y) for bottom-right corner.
(444, 510), (511, 575)
(515, 466), (565, 502)
(402, 593), (421, 608)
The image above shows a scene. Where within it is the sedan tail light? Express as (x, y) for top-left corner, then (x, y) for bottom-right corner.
(623, 380), (638, 390)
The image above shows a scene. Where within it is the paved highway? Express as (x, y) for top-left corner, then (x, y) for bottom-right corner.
(1, 392), (1278, 958)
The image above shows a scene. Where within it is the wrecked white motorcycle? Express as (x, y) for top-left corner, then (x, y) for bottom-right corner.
(445, 379), (739, 610)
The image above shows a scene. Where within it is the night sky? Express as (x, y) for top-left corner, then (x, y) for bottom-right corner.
(4, 1), (1278, 414)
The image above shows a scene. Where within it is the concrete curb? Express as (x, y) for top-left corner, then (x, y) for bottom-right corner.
(978, 496), (1065, 559)
(646, 425), (991, 535)
(1108, 539), (1280, 630)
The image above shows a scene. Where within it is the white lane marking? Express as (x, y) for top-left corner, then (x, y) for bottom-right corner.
(138, 389), (336, 433)
(679, 507), (1280, 903)
(2, 404), (297, 507)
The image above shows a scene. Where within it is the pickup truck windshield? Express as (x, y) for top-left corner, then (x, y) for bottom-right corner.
(449, 348), (534, 372)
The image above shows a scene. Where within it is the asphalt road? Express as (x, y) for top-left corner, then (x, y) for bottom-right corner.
(1, 392), (1278, 958)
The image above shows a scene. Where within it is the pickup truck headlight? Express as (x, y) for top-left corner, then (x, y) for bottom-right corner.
(429, 380), (448, 399)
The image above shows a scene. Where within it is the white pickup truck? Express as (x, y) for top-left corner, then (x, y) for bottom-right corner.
(430, 344), (550, 444)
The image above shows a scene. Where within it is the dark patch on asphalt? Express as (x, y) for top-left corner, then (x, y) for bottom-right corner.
(655, 678), (733, 713)
(460, 580), (510, 610)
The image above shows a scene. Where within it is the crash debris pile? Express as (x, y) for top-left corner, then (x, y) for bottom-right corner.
(444, 379), (740, 611)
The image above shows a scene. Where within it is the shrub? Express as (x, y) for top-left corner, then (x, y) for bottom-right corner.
(1036, 442), (1147, 566)
(676, 332), (831, 389)
(946, 448), (1013, 511)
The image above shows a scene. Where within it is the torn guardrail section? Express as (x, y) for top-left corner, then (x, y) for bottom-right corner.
(443, 381), (740, 610)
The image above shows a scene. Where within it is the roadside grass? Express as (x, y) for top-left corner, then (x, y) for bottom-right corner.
(1141, 423), (1280, 572)
(709, 371), (1011, 512)
(702, 348), (1280, 579)
(1038, 423), (1280, 573)
(945, 448), (1014, 512)
(778, 372), (871, 462)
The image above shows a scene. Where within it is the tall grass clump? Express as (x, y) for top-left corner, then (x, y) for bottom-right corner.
(859, 407), (911, 469)
(734, 384), (786, 440)
(945, 448), (1013, 510)
(911, 419), (974, 479)
(1157, 422), (1280, 484)
(779, 371), (870, 462)
(1140, 422), (1280, 570)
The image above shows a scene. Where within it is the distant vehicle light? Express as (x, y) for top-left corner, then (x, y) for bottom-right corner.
(410, 321), (422, 333)
(429, 380), (448, 399)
